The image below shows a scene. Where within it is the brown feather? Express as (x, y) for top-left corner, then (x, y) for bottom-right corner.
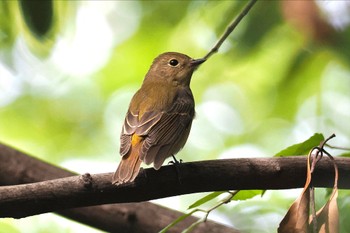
(113, 52), (205, 185)
(112, 135), (143, 185)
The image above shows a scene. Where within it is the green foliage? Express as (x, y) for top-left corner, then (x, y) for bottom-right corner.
(0, 221), (20, 233)
(340, 152), (350, 157)
(1, 1), (350, 232)
(275, 133), (325, 157)
(188, 190), (263, 212)
(188, 191), (225, 209)
(161, 190), (263, 232)
(232, 190), (264, 201)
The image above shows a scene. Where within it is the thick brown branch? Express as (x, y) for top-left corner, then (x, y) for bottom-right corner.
(0, 143), (237, 233)
(1, 144), (350, 219)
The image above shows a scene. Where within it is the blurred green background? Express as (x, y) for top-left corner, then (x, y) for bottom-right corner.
(0, 1), (350, 232)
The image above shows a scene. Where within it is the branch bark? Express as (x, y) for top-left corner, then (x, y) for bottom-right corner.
(2, 143), (350, 221)
(0, 143), (238, 233)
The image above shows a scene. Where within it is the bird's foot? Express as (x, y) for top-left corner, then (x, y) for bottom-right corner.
(168, 155), (183, 165)
(169, 155), (183, 184)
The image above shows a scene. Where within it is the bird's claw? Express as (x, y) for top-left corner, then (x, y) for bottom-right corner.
(168, 155), (183, 165)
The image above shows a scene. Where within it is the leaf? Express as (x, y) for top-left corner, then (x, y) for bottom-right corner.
(275, 133), (324, 157)
(278, 150), (313, 232)
(309, 188), (339, 233)
(309, 144), (339, 233)
(188, 191), (225, 209)
(278, 188), (310, 233)
(232, 190), (263, 201)
(339, 152), (350, 157)
(159, 209), (197, 233)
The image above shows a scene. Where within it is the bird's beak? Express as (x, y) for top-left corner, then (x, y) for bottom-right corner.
(190, 58), (206, 68)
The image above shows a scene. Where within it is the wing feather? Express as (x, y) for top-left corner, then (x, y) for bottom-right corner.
(142, 95), (194, 165)
(119, 88), (194, 169)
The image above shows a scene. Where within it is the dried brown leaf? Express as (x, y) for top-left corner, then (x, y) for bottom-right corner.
(278, 188), (310, 233)
(309, 149), (339, 233)
(278, 154), (312, 233)
(309, 188), (339, 233)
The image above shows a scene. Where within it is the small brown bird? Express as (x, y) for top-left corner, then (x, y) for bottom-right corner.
(112, 52), (205, 185)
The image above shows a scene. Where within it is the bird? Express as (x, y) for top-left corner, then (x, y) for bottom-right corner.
(112, 52), (205, 185)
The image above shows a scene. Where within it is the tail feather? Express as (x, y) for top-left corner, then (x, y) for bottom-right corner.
(112, 144), (142, 185)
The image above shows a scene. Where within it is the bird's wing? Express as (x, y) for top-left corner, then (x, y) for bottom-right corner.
(140, 97), (194, 168)
(120, 90), (194, 169)
(119, 110), (162, 156)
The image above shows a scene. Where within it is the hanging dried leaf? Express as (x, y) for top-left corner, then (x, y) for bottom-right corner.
(309, 142), (339, 233)
(278, 153), (312, 233)
(278, 188), (310, 233)
(309, 188), (339, 233)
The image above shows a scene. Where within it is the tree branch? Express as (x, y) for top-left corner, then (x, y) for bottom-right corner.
(203, 0), (258, 60)
(1, 143), (350, 219)
(0, 143), (238, 233)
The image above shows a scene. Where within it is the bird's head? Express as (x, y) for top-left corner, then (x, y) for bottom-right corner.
(145, 52), (205, 86)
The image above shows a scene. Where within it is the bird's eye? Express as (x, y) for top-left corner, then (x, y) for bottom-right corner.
(169, 59), (179, 67)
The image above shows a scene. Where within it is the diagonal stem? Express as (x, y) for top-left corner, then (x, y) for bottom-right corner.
(203, 0), (258, 60)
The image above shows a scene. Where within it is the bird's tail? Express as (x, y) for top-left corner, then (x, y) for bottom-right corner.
(112, 143), (142, 185)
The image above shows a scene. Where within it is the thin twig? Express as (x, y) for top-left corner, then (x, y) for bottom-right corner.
(309, 134), (336, 232)
(182, 191), (238, 233)
(203, 191), (238, 222)
(310, 134), (336, 173)
(321, 133), (336, 148)
(203, 0), (258, 60)
(161, 191), (238, 233)
(326, 143), (350, 151)
(320, 141), (339, 189)
(310, 186), (317, 233)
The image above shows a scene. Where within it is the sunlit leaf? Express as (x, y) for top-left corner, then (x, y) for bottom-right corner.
(188, 191), (225, 209)
(232, 190), (263, 201)
(0, 222), (20, 233)
(339, 152), (350, 157)
(275, 133), (324, 157)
